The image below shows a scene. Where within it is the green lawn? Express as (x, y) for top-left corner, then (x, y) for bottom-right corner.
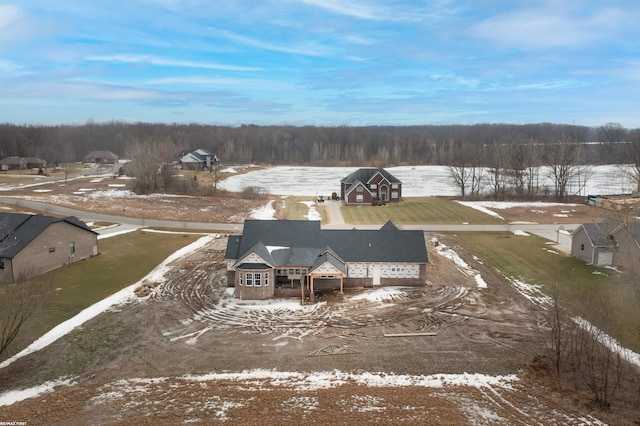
(451, 231), (640, 352)
(0, 230), (199, 360)
(341, 197), (505, 225)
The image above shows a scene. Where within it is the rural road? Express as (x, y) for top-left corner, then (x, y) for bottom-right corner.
(0, 196), (576, 252)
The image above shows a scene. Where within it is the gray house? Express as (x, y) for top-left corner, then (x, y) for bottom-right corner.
(178, 149), (219, 171)
(225, 219), (428, 300)
(571, 218), (640, 273)
(0, 213), (98, 283)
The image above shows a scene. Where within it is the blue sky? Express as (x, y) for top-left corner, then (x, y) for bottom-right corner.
(1, 0), (639, 127)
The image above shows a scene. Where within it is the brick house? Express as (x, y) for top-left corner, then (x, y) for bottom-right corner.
(225, 219), (428, 300)
(0, 213), (98, 283)
(340, 168), (402, 205)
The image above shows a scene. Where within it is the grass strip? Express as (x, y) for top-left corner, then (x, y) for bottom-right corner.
(451, 231), (640, 352)
(0, 230), (199, 360)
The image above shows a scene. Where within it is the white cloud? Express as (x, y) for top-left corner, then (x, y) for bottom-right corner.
(0, 4), (22, 28)
(211, 28), (337, 57)
(86, 54), (260, 72)
(300, 0), (446, 22)
(301, 0), (385, 20)
(470, 5), (629, 49)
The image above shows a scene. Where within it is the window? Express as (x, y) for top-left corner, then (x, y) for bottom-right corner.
(356, 194), (364, 202)
(370, 184), (377, 189)
(48, 247), (55, 253)
(254, 273), (261, 286)
(391, 191), (398, 199)
(356, 186), (363, 192)
(264, 273), (269, 286)
(580, 243), (585, 251)
(70, 242), (75, 254)
(0, 261), (4, 270)
(392, 184), (398, 189)
(246, 273), (253, 286)
(239, 273), (244, 286)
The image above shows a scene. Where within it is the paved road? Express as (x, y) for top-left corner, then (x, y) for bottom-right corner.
(0, 196), (577, 252)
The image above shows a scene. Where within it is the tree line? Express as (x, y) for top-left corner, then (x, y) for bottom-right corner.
(0, 121), (637, 167)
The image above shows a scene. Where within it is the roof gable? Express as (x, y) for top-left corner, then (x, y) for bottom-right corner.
(341, 168), (401, 185)
(236, 241), (275, 267)
(310, 250), (347, 274)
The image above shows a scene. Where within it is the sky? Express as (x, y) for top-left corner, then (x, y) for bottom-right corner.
(1, 0), (639, 127)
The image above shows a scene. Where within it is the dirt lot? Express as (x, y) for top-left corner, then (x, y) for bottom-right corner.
(1, 173), (639, 424)
(2, 233), (635, 424)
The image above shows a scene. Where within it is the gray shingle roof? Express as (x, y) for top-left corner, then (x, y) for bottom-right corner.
(577, 218), (621, 247)
(225, 219), (428, 267)
(0, 213), (96, 258)
(340, 168), (402, 185)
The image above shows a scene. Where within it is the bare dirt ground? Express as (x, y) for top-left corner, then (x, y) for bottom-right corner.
(2, 172), (266, 223)
(2, 234), (636, 424)
(1, 172), (639, 424)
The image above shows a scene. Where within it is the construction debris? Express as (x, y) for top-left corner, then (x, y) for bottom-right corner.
(307, 344), (360, 357)
(383, 332), (438, 337)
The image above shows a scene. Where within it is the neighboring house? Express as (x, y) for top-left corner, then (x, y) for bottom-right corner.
(0, 213), (99, 283)
(83, 151), (119, 164)
(225, 219), (428, 300)
(340, 168), (402, 205)
(571, 218), (618, 267)
(0, 156), (47, 172)
(178, 149), (219, 170)
(23, 157), (47, 170)
(571, 218), (640, 274)
(0, 156), (27, 171)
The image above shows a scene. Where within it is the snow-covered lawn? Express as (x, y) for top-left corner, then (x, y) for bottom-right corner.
(218, 164), (637, 197)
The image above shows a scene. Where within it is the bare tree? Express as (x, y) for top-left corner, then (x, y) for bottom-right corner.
(0, 274), (51, 357)
(125, 137), (175, 194)
(545, 138), (589, 202)
(598, 122), (627, 158)
(448, 142), (483, 197)
(543, 284), (630, 410)
(486, 143), (510, 199)
(624, 129), (640, 194)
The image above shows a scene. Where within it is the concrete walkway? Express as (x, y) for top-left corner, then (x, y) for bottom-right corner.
(322, 199), (345, 225)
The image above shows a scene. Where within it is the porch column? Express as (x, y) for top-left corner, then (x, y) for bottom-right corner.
(310, 275), (315, 302)
(340, 275), (343, 294)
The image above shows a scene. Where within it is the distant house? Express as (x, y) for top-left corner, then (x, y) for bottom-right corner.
(82, 151), (119, 164)
(571, 218), (640, 274)
(0, 213), (98, 283)
(0, 156), (27, 171)
(225, 219), (428, 300)
(340, 168), (402, 205)
(178, 149), (219, 171)
(23, 157), (47, 170)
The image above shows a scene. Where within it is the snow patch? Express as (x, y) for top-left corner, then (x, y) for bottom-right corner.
(250, 201), (275, 219)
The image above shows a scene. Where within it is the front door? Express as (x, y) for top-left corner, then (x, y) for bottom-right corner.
(380, 185), (388, 202)
(371, 265), (381, 285)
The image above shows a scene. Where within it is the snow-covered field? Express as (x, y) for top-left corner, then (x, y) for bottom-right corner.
(218, 164), (637, 197)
